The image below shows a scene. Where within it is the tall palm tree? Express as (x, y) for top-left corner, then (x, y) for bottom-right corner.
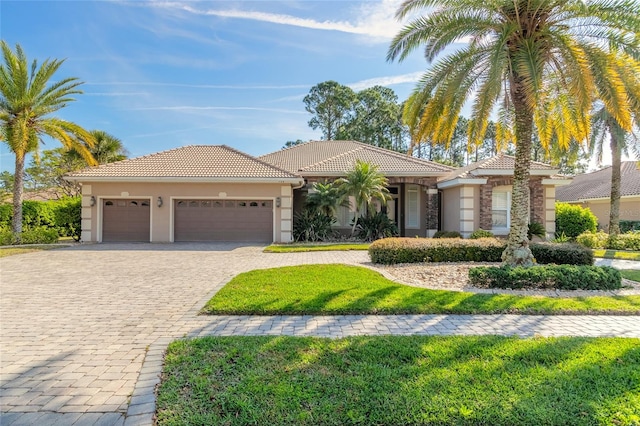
(337, 160), (391, 236)
(0, 41), (96, 236)
(388, 0), (640, 266)
(590, 106), (640, 236)
(67, 129), (128, 164)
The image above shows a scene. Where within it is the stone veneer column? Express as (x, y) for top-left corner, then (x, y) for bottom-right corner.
(459, 186), (475, 238)
(80, 185), (93, 243)
(544, 186), (556, 239)
(425, 188), (439, 237)
(279, 186), (293, 243)
(530, 177), (545, 225)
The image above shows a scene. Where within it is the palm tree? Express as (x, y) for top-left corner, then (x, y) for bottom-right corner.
(0, 41), (96, 236)
(590, 106), (640, 236)
(337, 160), (391, 236)
(67, 129), (128, 164)
(388, 0), (640, 266)
(305, 181), (346, 219)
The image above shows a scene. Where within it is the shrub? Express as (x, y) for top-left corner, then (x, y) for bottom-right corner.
(527, 222), (546, 240)
(468, 265), (620, 290)
(0, 226), (59, 245)
(293, 210), (334, 242)
(54, 197), (82, 240)
(369, 238), (593, 265)
(555, 202), (597, 239)
(530, 242), (593, 265)
(0, 200), (58, 229)
(469, 229), (494, 239)
(433, 231), (462, 239)
(620, 220), (640, 233)
(356, 212), (398, 242)
(607, 231), (640, 251)
(369, 237), (505, 264)
(576, 230), (609, 249)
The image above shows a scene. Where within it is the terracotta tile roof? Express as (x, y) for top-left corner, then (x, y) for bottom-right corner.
(259, 140), (454, 175)
(66, 145), (300, 180)
(440, 154), (557, 181)
(556, 161), (640, 201)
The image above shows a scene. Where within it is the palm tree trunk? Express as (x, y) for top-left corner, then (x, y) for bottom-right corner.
(12, 152), (25, 239)
(502, 79), (535, 267)
(609, 128), (622, 236)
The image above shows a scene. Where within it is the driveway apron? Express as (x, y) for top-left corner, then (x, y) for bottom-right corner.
(1, 244), (639, 425)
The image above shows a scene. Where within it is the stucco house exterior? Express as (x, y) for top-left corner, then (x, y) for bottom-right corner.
(436, 155), (571, 238)
(556, 161), (640, 230)
(66, 141), (569, 243)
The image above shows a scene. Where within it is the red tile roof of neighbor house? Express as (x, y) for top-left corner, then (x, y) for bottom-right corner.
(65, 145), (301, 180)
(258, 140), (455, 175)
(440, 154), (558, 181)
(556, 161), (640, 202)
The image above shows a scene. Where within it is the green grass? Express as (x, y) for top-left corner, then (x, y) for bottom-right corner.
(264, 243), (370, 253)
(621, 270), (640, 282)
(593, 249), (640, 261)
(203, 264), (640, 315)
(0, 245), (63, 257)
(156, 335), (640, 426)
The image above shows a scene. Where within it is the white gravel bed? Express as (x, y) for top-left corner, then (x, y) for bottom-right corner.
(369, 262), (640, 297)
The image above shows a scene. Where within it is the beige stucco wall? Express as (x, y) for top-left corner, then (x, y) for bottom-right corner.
(80, 181), (294, 243)
(441, 187), (461, 233)
(570, 197), (640, 230)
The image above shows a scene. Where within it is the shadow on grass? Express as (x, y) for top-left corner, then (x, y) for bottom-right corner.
(156, 335), (640, 425)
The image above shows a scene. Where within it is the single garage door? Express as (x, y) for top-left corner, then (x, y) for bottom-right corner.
(174, 199), (273, 242)
(102, 199), (150, 242)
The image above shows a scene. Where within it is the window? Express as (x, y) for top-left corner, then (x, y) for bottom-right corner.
(406, 186), (419, 228)
(335, 197), (356, 227)
(492, 187), (510, 229)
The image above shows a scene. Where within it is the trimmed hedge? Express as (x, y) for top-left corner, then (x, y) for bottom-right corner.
(468, 265), (621, 290)
(555, 202), (597, 239)
(0, 226), (59, 245)
(620, 220), (640, 233)
(469, 229), (494, 239)
(433, 231), (462, 239)
(577, 230), (640, 251)
(369, 237), (593, 265)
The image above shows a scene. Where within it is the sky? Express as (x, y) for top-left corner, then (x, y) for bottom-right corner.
(0, 0), (436, 172)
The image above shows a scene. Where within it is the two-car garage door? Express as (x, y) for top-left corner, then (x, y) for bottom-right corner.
(174, 199), (273, 242)
(101, 198), (274, 242)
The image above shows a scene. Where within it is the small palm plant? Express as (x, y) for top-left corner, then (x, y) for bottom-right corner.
(337, 160), (391, 236)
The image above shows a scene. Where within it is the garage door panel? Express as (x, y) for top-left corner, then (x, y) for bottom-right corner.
(174, 199), (273, 242)
(102, 199), (150, 242)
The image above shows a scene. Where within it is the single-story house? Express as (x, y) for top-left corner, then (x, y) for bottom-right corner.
(556, 161), (640, 230)
(66, 141), (570, 243)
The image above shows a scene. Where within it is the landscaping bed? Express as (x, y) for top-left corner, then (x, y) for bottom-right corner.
(156, 335), (640, 426)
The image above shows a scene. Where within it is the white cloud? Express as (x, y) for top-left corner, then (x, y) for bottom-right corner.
(348, 71), (424, 91)
(146, 0), (405, 41)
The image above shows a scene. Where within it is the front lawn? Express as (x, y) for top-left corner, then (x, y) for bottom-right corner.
(0, 245), (63, 257)
(622, 270), (640, 282)
(202, 264), (640, 315)
(264, 243), (369, 253)
(156, 335), (640, 426)
(593, 249), (640, 261)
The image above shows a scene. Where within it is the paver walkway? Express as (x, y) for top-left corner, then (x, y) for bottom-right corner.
(1, 244), (639, 426)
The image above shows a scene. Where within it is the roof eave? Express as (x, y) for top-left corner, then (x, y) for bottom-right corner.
(541, 178), (572, 186)
(299, 171), (452, 177)
(470, 169), (559, 176)
(437, 178), (488, 189)
(64, 176), (305, 185)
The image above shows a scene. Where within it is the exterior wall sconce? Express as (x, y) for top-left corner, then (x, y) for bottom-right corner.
(275, 197), (281, 208)
(90, 196), (96, 207)
(157, 196), (163, 207)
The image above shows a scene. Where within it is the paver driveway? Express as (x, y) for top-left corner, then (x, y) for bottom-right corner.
(0, 243), (367, 425)
(1, 244), (639, 425)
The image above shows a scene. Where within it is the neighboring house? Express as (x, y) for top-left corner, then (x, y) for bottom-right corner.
(67, 141), (570, 243)
(556, 161), (640, 230)
(437, 155), (571, 238)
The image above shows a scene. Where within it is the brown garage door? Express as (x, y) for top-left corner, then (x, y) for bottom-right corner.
(102, 199), (150, 242)
(174, 199), (273, 242)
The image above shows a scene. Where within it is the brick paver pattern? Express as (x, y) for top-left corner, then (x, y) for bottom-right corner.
(1, 244), (639, 425)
